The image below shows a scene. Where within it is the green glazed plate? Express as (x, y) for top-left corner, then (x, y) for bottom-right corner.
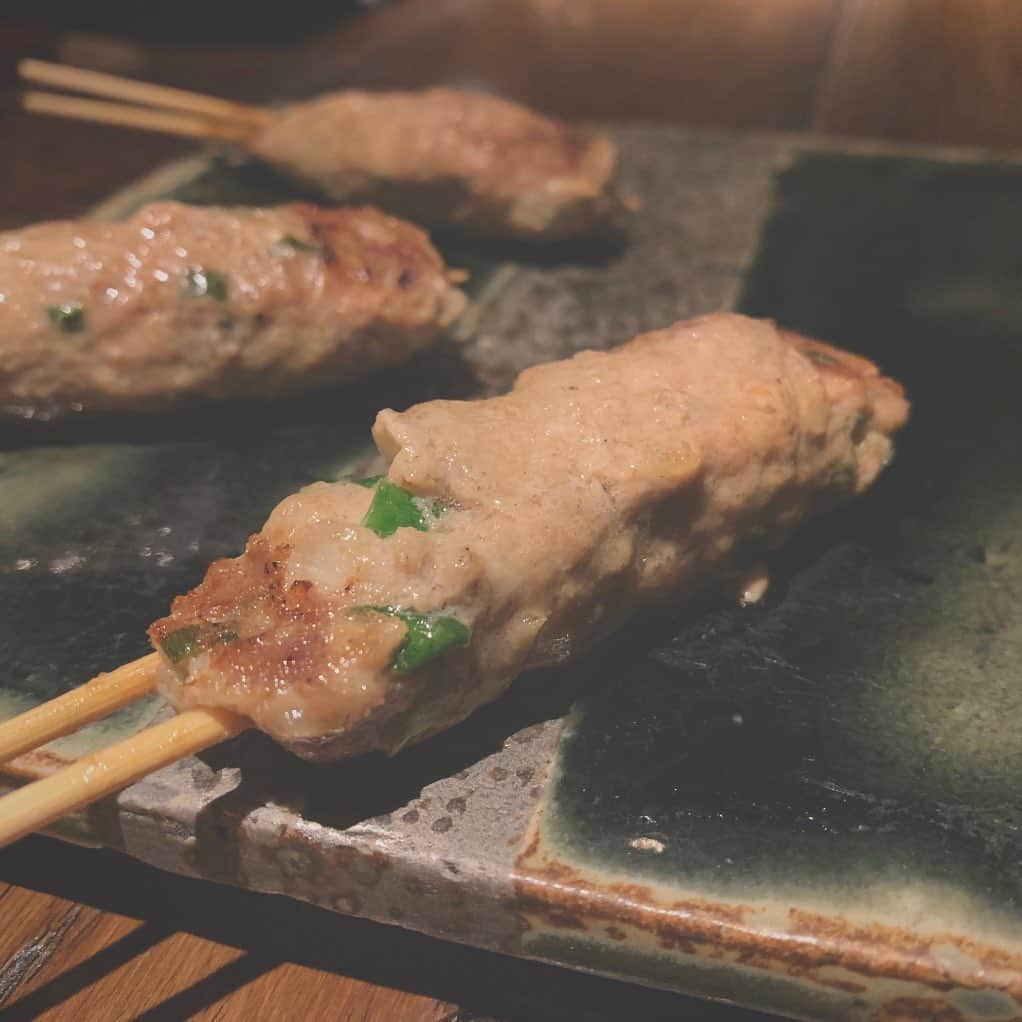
(2, 129), (1021, 1021)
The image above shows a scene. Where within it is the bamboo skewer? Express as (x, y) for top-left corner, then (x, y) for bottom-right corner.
(6, 57), (486, 847)
(1, 59), (271, 846)
(0, 654), (161, 765)
(22, 91), (261, 144)
(7, 59), (337, 847)
(0, 707), (246, 848)
(5, 59), (521, 848)
(0, 653), (248, 847)
(18, 58), (270, 128)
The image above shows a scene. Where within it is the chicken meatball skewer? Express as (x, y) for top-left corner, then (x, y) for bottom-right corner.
(0, 201), (466, 418)
(249, 87), (621, 240)
(0, 314), (908, 843)
(20, 61), (622, 241)
(149, 314), (908, 759)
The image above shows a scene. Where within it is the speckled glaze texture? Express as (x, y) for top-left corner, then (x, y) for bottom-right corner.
(3, 130), (1021, 1021)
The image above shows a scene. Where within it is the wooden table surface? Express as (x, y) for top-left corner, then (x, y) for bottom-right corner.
(1, 2), (1021, 1018)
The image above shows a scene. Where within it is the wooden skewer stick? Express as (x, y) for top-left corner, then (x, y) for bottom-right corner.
(18, 58), (270, 128)
(21, 91), (260, 144)
(0, 707), (246, 848)
(0, 653), (160, 765)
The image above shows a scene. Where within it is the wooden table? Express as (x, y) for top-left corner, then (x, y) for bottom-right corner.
(2, 2), (1021, 1018)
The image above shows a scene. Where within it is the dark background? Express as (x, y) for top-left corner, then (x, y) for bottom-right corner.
(1, 1), (376, 44)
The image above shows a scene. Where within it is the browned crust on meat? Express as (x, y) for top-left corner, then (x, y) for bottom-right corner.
(150, 535), (415, 737)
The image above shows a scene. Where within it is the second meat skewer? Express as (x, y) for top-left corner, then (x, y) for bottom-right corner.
(0, 201), (466, 418)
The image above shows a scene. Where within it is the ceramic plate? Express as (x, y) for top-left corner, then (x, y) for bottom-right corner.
(2, 129), (1020, 1021)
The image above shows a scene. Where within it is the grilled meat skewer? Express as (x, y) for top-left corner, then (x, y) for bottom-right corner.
(149, 314), (909, 762)
(20, 63), (624, 240)
(251, 88), (620, 240)
(0, 201), (466, 418)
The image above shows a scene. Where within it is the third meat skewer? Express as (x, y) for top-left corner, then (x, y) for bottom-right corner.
(21, 60), (625, 241)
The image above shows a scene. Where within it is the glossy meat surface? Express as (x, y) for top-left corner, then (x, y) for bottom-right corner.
(149, 314), (909, 760)
(0, 202), (465, 417)
(253, 88), (619, 239)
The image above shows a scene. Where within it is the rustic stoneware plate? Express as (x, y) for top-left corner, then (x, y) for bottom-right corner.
(2, 128), (1021, 1022)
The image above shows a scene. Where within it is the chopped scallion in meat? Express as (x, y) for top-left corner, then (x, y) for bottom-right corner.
(160, 624), (238, 664)
(47, 304), (85, 333)
(274, 234), (324, 257)
(359, 606), (471, 672)
(363, 480), (433, 536)
(184, 268), (229, 301)
(161, 625), (202, 664)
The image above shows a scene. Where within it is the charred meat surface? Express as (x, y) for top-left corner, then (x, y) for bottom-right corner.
(252, 88), (620, 240)
(149, 314), (909, 761)
(0, 202), (466, 417)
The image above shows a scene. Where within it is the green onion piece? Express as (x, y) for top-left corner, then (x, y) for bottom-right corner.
(359, 606), (471, 672)
(47, 304), (85, 333)
(160, 624), (237, 664)
(363, 480), (429, 537)
(395, 614), (470, 673)
(161, 625), (202, 664)
(184, 268), (229, 301)
(273, 234), (324, 257)
(354, 475), (383, 489)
